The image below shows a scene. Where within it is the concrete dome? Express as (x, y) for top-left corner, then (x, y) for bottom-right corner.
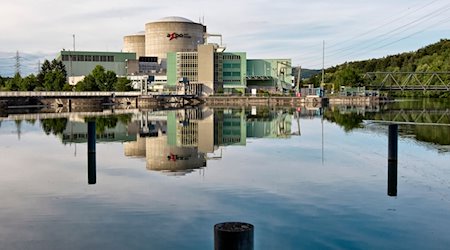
(151, 16), (195, 23)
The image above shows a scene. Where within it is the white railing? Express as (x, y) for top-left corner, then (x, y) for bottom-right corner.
(0, 91), (142, 97)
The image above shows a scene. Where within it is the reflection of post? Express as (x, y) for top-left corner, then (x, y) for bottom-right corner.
(88, 121), (96, 185)
(388, 124), (398, 196)
(214, 222), (254, 250)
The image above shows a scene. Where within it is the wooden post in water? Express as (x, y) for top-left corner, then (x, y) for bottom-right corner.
(87, 121), (96, 185)
(214, 222), (254, 250)
(388, 124), (398, 196)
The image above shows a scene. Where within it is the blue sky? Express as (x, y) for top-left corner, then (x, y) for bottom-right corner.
(1, 0), (449, 76)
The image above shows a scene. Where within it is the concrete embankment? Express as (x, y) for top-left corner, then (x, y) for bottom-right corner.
(328, 96), (390, 105)
(205, 96), (324, 107)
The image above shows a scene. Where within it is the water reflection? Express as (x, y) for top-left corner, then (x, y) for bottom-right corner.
(324, 100), (450, 150)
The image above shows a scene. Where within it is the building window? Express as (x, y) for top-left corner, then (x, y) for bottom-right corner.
(100, 56), (107, 62)
(93, 55), (99, 61)
(108, 56), (114, 62)
(232, 72), (241, 77)
(77, 55), (84, 61)
(62, 55), (69, 61)
(85, 55), (92, 61)
(232, 64), (240, 69)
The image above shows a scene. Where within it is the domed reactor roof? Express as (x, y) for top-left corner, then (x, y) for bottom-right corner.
(151, 16), (195, 23)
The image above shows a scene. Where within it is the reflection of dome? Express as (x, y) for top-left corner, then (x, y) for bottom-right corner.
(146, 136), (206, 174)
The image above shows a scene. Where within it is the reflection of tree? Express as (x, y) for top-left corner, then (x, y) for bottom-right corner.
(84, 114), (132, 133)
(411, 126), (450, 145)
(41, 118), (68, 136)
(324, 110), (364, 132)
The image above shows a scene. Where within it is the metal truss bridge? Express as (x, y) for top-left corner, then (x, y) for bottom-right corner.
(364, 109), (450, 126)
(364, 72), (450, 91)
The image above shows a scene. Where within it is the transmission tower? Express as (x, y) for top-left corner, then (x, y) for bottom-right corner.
(15, 50), (21, 75)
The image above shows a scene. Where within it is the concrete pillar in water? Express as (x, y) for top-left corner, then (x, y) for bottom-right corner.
(388, 124), (398, 196)
(88, 121), (96, 185)
(214, 222), (254, 250)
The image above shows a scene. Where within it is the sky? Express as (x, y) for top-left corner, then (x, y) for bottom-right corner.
(0, 0), (449, 76)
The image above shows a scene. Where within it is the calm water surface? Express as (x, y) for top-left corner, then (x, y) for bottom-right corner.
(0, 102), (449, 249)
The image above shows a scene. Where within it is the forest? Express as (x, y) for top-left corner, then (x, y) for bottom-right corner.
(305, 39), (450, 98)
(0, 61), (133, 92)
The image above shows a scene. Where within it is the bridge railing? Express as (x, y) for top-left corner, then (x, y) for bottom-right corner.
(0, 91), (142, 97)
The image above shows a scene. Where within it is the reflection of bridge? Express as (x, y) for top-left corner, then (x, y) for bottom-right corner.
(0, 109), (139, 121)
(365, 109), (450, 126)
(0, 91), (142, 97)
(364, 72), (450, 91)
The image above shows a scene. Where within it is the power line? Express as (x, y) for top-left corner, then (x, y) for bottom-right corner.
(295, 1), (450, 66)
(326, 3), (450, 59)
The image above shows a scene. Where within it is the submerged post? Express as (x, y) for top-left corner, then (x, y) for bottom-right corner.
(388, 124), (398, 196)
(214, 222), (254, 250)
(87, 121), (96, 185)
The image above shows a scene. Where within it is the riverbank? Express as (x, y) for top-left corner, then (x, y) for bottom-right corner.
(328, 96), (390, 105)
(205, 95), (324, 107)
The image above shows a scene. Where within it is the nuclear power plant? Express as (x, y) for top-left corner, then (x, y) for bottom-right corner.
(56, 16), (294, 95)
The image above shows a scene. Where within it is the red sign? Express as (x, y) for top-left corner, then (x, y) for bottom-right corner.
(167, 33), (191, 41)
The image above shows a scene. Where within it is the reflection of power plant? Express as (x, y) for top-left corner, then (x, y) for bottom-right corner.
(124, 108), (214, 175)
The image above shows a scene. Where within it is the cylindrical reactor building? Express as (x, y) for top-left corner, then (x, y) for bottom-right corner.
(123, 32), (146, 59)
(145, 16), (206, 65)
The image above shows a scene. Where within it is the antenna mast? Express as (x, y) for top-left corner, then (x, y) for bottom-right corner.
(73, 34), (76, 51)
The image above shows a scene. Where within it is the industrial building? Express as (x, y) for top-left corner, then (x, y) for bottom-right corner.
(55, 16), (293, 94)
(56, 51), (136, 84)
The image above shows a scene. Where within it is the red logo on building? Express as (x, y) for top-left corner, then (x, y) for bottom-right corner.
(167, 33), (191, 41)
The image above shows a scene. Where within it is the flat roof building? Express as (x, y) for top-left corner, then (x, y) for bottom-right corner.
(56, 51), (136, 84)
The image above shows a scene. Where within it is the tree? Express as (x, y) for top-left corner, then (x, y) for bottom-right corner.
(20, 74), (38, 91)
(334, 67), (362, 88)
(76, 75), (99, 91)
(114, 77), (133, 91)
(5, 73), (22, 91)
(0, 76), (5, 90)
(37, 59), (67, 91)
(75, 65), (119, 91)
(43, 70), (66, 91)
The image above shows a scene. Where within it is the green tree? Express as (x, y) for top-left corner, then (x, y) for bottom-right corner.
(76, 65), (118, 91)
(20, 74), (38, 91)
(114, 77), (133, 91)
(37, 59), (67, 91)
(76, 74), (99, 91)
(43, 70), (66, 91)
(334, 67), (362, 88)
(5, 73), (22, 91)
(41, 118), (68, 136)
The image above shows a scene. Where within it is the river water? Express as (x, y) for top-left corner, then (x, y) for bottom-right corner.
(0, 100), (449, 249)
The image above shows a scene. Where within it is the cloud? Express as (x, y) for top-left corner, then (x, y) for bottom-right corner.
(1, 0), (449, 75)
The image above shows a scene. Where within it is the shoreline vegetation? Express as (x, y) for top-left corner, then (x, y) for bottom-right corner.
(1, 40), (449, 99)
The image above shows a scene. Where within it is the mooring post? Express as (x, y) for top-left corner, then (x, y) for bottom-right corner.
(87, 121), (96, 185)
(388, 124), (398, 196)
(214, 222), (254, 250)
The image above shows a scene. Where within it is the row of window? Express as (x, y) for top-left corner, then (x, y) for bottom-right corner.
(179, 63), (198, 68)
(61, 55), (114, 62)
(223, 55), (241, 60)
(223, 63), (241, 69)
(223, 72), (241, 77)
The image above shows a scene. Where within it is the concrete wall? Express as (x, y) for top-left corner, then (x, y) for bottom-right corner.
(145, 21), (205, 66)
(123, 34), (146, 59)
(198, 44), (215, 95)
